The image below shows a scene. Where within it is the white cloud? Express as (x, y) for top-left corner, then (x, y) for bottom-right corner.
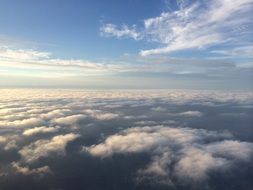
(0, 118), (45, 128)
(134, 120), (157, 126)
(141, 0), (253, 55)
(12, 162), (52, 175)
(206, 140), (253, 160)
(0, 46), (126, 76)
(4, 140), (18, 150)
(211, 45), (253, 57)
(151, 106), (166, 112)
(84, 125), (253, 182)
(0, 89), (252, 186)
(100, 24), (141, 40)
(19, 133), (79, 163)
(85, 126), (228, 157)
(40, 109), (72, 120)
(52, 114), (86, 125)
(178, 110), (203, 117)
(0, 47), (50, 61)
(83, 109), (119, 120)
(23, 126), (59, 136)
(174, 146), (227, 181)
(100, 0), (253, 56)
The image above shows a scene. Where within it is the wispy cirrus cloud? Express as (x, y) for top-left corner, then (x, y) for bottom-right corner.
(100, 24), (141, 40)
(0, 47), (50, 60)
(0, 45), (252, 89)
(100, 0), (253, 56)
(0, 46), (110, 72)
(211, 45), (253, 57)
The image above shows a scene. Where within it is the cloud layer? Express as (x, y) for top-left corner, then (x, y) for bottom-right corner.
(0, 89), (252, 189)
(85, 126), (253, 183)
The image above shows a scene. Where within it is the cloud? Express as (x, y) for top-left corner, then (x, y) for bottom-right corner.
(140, 0), (253, 55)
(0, 47), (50, 61)
(0, 136), (7, 143)
(0, 46), (252, 89)
(0, 118), (45, 128)
(52, 114), (86, 125)
(211, 45), (253, 57)
(151, 106), (166, 112)
(40, 109), (72, 120)
(100, 24), (141, 40)
(0, 89), (252, 189)
(85, 126), (230, 156)
(23, 126), (59, 136)
(84, 125), (253, 183)
(0, 46), (126, 76)
(178, 110), (203, 117)
(19, 133), (79, 163)
(174, 146), (227, 181)
(4, 140), (18, 150)
(100, 0), (253, 56)
(12, 162), (52, 176)
(83, 109), (119, 120)
(206, 140), (253, 160)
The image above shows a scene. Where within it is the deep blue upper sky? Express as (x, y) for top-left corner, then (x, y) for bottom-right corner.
(0, 0), (252, 89)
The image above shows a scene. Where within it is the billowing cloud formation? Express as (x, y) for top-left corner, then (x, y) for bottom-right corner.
(0, 118), (45, 128)
(19, 133), (79, 163)
(12, 162), (52, 176)
(23, 126), (59, 136)
(85, 126), (252, 182)
(83, 109), (119, 120)
(53, 114), (86, 125)
(0, 89), (252, 189)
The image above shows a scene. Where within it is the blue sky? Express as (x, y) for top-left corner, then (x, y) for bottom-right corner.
(0, 0), (252, 89)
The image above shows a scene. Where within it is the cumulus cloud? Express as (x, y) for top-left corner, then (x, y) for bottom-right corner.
(0, 89), (252, 189)
(151, 106), (166, 112)
(23, 126), (59, 136)
(19, 133), (79, 163)
(83, 109), (119, 120)
(85, 126), (230, 156)
(52, 114), (86, 125)
(0, 118), (45, 128)
(4, 140), (18, 150)
(174, 146), (227, 181)
(84, 125), (253, 183)
(178, 110), (203, 117)
(12, 162), (52, 176)
(40, 109), (72, 120)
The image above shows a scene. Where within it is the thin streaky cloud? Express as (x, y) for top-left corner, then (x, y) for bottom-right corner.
(100, 0), (253, 56)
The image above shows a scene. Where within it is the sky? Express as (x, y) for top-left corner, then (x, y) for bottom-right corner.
(0, 0), (253, 89)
